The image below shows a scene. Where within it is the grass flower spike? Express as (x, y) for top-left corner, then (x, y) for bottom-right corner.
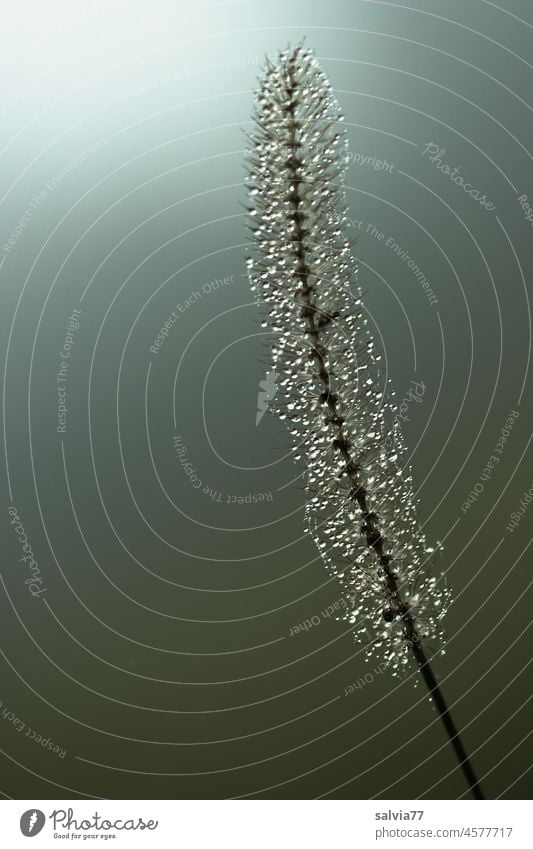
(244, 42), (484, 799)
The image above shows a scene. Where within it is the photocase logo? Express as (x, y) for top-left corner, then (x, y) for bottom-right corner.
(20, 809), (46, 837)
(256, 369), (277, 425)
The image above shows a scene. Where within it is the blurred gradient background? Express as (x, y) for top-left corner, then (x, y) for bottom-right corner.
(1, 0), (531, 800)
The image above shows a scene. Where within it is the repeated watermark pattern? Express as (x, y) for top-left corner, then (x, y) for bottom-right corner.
(393, 379), (426, 425)
(382, 378), (427, 458)
(421, 143), (496, 211)
(149, 275), (234, 354)
(517, 193), (533, 229)
(382, 232), (438, 306)
(346, 151), (395, 172)
(113, 55), (273, 103)
(289, 596), (351, 636)
(343, 219), (437, 307)
(56, 309), (82, 434)
(343, 631), (425, 695)
(0, 699), (67, 759)
(172, 435), (272, 504)
(506, 482), (533, 534)
(0, 88), (21, 118)
(7, 507), (47, 598)
(461, 410), (519, 514)
(343, 660), (388, 695)
(2, 140), (106, 254)
(256, 369), (277, 425)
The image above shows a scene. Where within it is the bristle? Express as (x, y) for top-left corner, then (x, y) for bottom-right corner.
(245, 45), (451, 676)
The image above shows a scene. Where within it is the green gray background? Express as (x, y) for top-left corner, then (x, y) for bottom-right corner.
(1, 0), (531, 799)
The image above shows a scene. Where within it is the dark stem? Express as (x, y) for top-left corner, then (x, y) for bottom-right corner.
(411, 640), (484, 799)
(283, 53), (484, 801)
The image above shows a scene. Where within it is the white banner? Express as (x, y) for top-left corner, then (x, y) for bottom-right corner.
(0, 800), (529, 847)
